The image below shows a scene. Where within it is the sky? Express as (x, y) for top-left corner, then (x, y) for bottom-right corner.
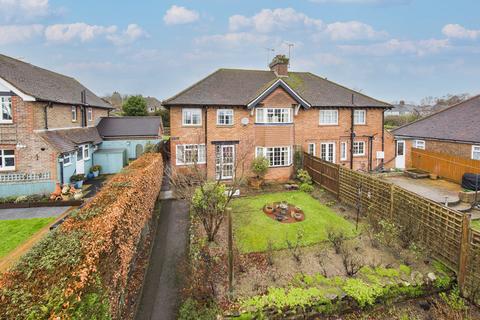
(1, 0), (480, 104)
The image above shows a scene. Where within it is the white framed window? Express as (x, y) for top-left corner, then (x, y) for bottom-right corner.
(319, 110), (338, 125)
(71, 106), (77, 122)
(255, 108), (292, 124)
(472, 146), (480, 160)
(353, 141), (365, 156)
(256, 146), (292, 167)
(320, 142), (336, 163)
(413, 140), (425, 150)
(308, 143), (316, 156)
(354, 110), (366, 125)
(0, 95), (13, 123)
(217, 109), (234, 125)
(87, 108), (93, 121)
(182, 108), (202, 126)
(63, 153), (72, 166)
(0, 149), (15, 170)
(340, 142), (347, 161)
(83, 144), (90, 160)
(176, 144), (206, 165)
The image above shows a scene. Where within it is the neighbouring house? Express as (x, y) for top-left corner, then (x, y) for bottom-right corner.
(95, 116), (163, 173)
(145, 96), (165, 114)
(392, 95), (480, 176)
(163, 55), (392, 182)
(0, 54), (163, 197)
(384, 100), (419, 117)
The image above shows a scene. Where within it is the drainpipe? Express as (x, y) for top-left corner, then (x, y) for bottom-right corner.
(368, 135), (373, 172)
(381, 109), (385, 169)
(350, 108), (355, 170)
(59, 156), (64, 185)
(43, 102), (51, 130)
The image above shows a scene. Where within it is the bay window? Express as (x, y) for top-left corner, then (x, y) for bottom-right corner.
(176, 144), (206, 165)
(255, 108), (292, 124)
(256, 146), (291, 167)
(0, 95), (13, 123)
(0, 149), (15, 170)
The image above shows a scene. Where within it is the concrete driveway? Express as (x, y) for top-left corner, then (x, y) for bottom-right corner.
(0, 207), (68, 220)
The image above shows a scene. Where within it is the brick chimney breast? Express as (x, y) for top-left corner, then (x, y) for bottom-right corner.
(269, 54), (289, 77)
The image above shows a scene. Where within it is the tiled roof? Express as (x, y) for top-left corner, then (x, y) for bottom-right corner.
(38, 127), (102, 153)
(393, 95), (480, 144)
(0, 54), (112, 109)
(96, 116), (162, 138)
(163, 69), (390, 108)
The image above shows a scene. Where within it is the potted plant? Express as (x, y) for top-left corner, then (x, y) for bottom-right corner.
(265, 204), (274, 214)
(91, 165), (102, 178)
(250, 156), (269, 189)
(70, 174), (85, 189)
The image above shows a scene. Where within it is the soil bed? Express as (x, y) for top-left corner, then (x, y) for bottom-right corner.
(263, 202), (305, 223)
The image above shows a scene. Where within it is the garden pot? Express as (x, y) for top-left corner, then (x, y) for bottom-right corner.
(249, 177), (263, 189)
(75, 180), (84, 189)
(294, 213), (303, 221)
(93, 170), (99, 178)
(265, 205), (274, 214)
(87, 172), (94, 180)
(73, 191), (83, 200)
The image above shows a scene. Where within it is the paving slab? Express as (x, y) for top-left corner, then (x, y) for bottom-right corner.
(0, 207), (68, 220)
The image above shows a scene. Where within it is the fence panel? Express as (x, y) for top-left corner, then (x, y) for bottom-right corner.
(303, 153), (339, 196)
(412, 148), (480, 184)
(464, 230), (480, 303)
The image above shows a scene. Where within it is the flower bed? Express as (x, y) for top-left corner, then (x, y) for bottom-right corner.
(0, 153), (164, 319)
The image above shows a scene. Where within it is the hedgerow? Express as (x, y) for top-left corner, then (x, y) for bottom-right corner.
(0, 153), (164, 319)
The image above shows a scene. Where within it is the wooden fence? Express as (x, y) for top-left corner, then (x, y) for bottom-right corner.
(412, 148), (480, 184)
(303, 152), (479, 303)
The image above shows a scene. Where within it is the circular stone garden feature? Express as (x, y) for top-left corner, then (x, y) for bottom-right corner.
(263, 201), (305, 224)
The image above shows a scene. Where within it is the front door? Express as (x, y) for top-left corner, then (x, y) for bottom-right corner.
(216, 145), (235, 180)
(76, 146), (85, 174)
(320, 142), (335, 163)
(395, 140), (406, 169)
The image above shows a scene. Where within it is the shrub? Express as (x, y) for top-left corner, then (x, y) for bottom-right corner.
(327, 228), (346, 254)
(122, 95), (148, 116)
(340, 240), (363, 276)
(90, 165), (102, 173)
(178, 298), (219, 320)
(375, 219), (399, 249)
(70, 174), (85, 182)
(251, 156), (269, 178)
(299, 183), (314, 193)
(296, 169), (312, 185)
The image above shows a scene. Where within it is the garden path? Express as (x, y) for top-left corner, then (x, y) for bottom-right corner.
(0, 206), (67, 220)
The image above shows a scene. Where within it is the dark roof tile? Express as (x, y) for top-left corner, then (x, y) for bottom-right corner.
(96, 116), (162, 138)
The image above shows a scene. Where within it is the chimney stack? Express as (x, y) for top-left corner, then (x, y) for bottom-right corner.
(269, 54), (289, 77)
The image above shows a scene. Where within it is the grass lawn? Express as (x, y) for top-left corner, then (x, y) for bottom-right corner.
(231, 191), (356, 253)
(0, 217), (55, 258)
(472, 220), (480, 232)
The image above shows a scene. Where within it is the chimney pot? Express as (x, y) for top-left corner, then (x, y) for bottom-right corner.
(269, 54), (289, 77)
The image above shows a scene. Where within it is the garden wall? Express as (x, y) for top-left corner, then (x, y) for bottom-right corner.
(0, 153), (164, 319)
(304, 152), (480, 304)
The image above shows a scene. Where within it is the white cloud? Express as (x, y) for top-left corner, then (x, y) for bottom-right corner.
(0, 24), (44, 44)
(107, 24), (148, 45)
(195, 32), (271, 47)
(442, 24), (480, 40)
(339, 38), (450, 56)
(0, 0), (49, 20)
(229, 8), (322, 33)
(163, 5), (199, 25)
(325, 21), (387, 40)
(45, 23), (117, 42)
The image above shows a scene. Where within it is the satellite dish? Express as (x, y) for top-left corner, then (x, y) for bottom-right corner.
(241, 117), (249, 126)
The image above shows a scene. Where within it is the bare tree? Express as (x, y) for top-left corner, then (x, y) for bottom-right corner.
(168, 135), (254, 242)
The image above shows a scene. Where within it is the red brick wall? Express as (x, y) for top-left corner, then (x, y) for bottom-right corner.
(169, 87), (388, 181)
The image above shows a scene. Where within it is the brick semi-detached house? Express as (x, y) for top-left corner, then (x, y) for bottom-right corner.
(163, 55), (392, 182)
(0, 54), (113, 197)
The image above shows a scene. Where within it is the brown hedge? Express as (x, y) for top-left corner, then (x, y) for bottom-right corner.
(0, 153), (164, 319)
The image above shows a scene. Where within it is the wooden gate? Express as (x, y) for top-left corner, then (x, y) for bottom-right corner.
(303, 153), (339, 196)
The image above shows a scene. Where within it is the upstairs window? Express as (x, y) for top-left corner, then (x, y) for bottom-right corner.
(0, 149), (15, 170)
(71, 106), (77, 122)
(0, 95), (12, 123)
(182, 108), (202, 126)
(354, 110), (366, 125)
(87, 108), (93, 122)
(256, 108), (292, 124)
(217, 109), (234, 125)
(319, 110), (338, 125)
(472, 146), (480, 160)
(413, 140), (425, 150)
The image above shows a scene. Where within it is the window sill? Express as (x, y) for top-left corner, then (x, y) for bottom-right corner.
(353, 154), (366, 157)
(0, 121), (13, 125)
(268, 164), (293, 168)
(353, 123), (367, 126)
(0, 168), (16, 172)
(254, 123), (293, 126)
(176, 162), (206, 166)
(64, 163), (72, 167)
(318, 124), (339, 127)
(182, 124), (203, 128)
(216, 124), (234, 127)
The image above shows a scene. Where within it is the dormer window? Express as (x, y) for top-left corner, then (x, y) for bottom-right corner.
(0, 95), (12, 123)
